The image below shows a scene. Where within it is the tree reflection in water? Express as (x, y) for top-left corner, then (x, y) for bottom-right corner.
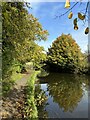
(35, 84), (48, 118)
(40, 73), (88, 113)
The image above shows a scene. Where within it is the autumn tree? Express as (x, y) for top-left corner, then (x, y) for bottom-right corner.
(2, 2), (48, 94)
(47, 34), (86, 73)
(30, 42), (46, 69)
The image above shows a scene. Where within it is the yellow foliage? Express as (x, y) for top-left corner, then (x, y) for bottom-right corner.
(65, 0), (70, 8)
(78, 13), (85, 20)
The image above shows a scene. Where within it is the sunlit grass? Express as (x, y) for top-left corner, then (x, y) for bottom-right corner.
(11, 72), (24, 82)
(25, 71), (40, 119)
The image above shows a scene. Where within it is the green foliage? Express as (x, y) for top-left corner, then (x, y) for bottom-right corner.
(37, 68), (49, 78)
(35, 84), (48, 118)
(24, 70), (48, 119)
(2, 2), (26, 81)
(35, 84), (47, 107)
(2, 65), (23, 96)
(2, 2), (48, 70)
(47, 34), (85, 73)
(2, 2), (48, 95)
(30, 42), (47, 69)
(25, 71), (48, 119)
(24, 71), (40, 119)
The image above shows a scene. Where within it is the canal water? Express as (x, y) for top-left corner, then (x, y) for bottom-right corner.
(37, 73), (89, 118)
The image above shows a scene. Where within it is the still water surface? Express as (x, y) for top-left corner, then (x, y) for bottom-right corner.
(38, 73), (89, 118)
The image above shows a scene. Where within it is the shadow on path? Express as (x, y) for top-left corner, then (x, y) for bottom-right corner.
(1, 73), (32, 119)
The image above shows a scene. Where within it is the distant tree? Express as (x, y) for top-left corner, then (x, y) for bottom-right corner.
(21, 40), (47, 69)
(47, 34), (86, 73)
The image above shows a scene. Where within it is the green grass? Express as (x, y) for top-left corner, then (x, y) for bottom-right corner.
(2, 72), (24, 96)
(2, 65), (24, 96)
(11, 72), (24, 82)
(25, 71), (40, 119)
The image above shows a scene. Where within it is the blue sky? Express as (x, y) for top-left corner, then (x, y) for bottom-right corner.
(28, 2), (88, 53)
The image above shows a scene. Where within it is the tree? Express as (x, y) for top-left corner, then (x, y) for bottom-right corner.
(19, 40), (47, 69)
(47, 34), (85, 73)
(2, 2), (48, 75)
(2, 2), (29, 80)
(30, 42), (46, 69)
(2, 2), (48, 94)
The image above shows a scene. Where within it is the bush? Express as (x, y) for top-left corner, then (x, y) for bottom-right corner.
(47, 34), (85, 73)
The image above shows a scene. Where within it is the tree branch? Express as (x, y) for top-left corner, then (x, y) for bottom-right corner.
(84, 1), (90, 22)
(85, 1), (90, 15)
(55, 2), (79, 18)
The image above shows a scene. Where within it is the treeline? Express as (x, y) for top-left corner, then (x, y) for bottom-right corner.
(2, 2), (48, 95)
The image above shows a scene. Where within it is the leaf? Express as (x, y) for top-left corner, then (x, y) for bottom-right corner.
(85, 27), (89, 34)
(78, 12), (85, 20)
(68, 12), (73, 19)
(73, 18), (77, 25)
(74, 25), (78, 30)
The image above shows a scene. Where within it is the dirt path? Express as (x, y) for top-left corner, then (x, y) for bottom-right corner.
(1, 72), (32, 119)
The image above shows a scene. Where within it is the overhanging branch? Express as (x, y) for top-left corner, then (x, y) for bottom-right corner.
(55, 2), (79, 18)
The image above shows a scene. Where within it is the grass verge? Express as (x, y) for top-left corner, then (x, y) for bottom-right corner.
(24, 70), (40, 119)
(2, 66), (24, 96)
